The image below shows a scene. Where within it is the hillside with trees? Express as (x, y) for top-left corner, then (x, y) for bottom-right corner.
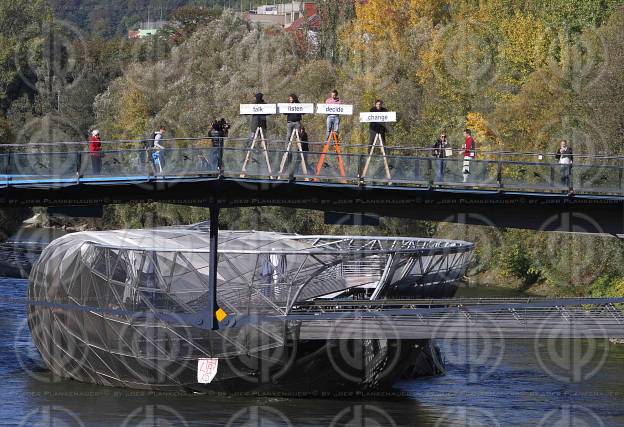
(3, 0), (624, 295)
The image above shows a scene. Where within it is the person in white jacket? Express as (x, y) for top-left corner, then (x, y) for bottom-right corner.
(152, 127), (166, 174)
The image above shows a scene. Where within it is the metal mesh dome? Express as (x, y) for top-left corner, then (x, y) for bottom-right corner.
(27, 226), (473, 391)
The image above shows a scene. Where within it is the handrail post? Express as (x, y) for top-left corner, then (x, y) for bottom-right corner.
(357, 153), (364, 185)
(5, 153), (11, 182)
(287, 149), (295, 182)
(428, 158), (434, 188)
(497, 160), (503, 190)
(619, 160), (623, 196)
(207, 207), (220, 331)
(217, 140), (224, 178)
(76, 151), (82, 179)
(568, 164), (573, 194)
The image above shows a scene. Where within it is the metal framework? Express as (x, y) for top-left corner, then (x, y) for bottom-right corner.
(27, 226), (473, 389)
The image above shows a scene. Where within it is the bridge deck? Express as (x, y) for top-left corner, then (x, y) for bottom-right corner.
(6, 291), (624, 339)
(2, 142), (624, 196)
(3, 143), (624, 233)
(286, 298), (624, 339)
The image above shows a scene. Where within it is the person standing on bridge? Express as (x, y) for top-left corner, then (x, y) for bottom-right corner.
(206, 120), (225, 170)
(285, 94), (303, 144)
(299, 126), (309, 153)
(152, 126), (166, 175)
(462, 129), (476, 183)
(368, 99), (389, 147)
(89, 129), (102, 175)
(324, 89), (341, 142)
(432, 131), (451, 181)
(249, 92), (268, 144)
(556, 140), (573, 188)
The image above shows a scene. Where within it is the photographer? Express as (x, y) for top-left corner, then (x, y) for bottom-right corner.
(203, 119), (230, 170)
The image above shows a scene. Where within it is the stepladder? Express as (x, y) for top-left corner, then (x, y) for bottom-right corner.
(240, 127), (273, 179)
(314, 130), (346, 182)
(361, 132), (392, 182)
(277, 128), (309, 180)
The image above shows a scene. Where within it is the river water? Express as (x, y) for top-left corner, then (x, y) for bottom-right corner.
(2, 278), (624, 426)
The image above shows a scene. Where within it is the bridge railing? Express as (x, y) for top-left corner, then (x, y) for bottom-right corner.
(4, 136), (624, 164)
(1, 138), (624, 195)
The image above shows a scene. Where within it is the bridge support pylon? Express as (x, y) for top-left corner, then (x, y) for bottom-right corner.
(208, 207), (220, 330)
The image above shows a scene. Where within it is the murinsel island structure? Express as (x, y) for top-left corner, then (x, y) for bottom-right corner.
(29, 224), (473, 392)
(28, 225), (473, 392)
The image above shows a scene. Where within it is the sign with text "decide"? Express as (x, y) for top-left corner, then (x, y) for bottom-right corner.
(277, 103), (315, 114)
(316, 104), (354, 115)
(240, 104), (278, 115)
(359, 112), (397, 123)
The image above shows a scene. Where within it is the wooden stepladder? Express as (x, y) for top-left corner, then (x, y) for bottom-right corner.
(240, 127), (273, 179)
(361, 132), (392, 181)
(277, 128), (309, 179)
(314, 130), (346, 180)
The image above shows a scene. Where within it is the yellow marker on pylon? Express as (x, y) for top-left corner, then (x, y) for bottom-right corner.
(215, 308), (228, 322)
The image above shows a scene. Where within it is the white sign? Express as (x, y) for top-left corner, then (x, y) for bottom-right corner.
(277, 103), (315, 114)
(316, 104), (354, 115)
(239, 104), (277, 115)
(197, 358), (219, 384)
(359, 112), (397, 123)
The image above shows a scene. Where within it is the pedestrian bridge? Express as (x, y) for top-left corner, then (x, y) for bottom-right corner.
(2, 138), (624, 234)
(7, 291), (624, 339)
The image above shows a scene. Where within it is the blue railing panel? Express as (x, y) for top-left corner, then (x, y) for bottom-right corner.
(1, 139), (623, 196)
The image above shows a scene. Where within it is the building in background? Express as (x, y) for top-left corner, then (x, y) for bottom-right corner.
(246, 2), (317, 29)
(128, 20), (170, 39)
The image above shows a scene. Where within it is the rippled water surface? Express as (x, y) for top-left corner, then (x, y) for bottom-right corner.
(2, 278), (624, 426)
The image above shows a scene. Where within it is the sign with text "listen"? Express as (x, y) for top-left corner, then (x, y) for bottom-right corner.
(277, 103), (315, 114)
(359, 112), (397, 123)
(316, 104), (354, 115)
(239, 104), (278, 115)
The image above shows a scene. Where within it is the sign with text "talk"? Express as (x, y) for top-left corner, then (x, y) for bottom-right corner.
(240, 104), (278, 115)
(359, 112), (397, 123)
(316, 104), (354, 115)
(277, 103), (315, 114)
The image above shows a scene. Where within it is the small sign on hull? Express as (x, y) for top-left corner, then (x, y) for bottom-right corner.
(197, 358), (219, 384)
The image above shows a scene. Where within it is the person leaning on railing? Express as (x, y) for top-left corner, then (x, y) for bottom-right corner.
(555, 140), (573, 187)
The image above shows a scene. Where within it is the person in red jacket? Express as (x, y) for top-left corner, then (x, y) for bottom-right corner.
(89, 129), (102, 175)
(462, 129), (475, 183)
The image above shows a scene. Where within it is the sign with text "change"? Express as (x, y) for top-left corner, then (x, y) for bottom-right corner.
(359, 112), (397, 123)
(277, 103), (315, 114)
(240, 104), (277, 115)
(316, 104), (354, 115)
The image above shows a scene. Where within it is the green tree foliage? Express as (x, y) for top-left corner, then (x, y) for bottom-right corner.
(0, 0), (51, 112)
(94, 11), (300, 139)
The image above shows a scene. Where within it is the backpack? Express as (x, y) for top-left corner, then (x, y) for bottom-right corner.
(142, 132), (157, 149)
